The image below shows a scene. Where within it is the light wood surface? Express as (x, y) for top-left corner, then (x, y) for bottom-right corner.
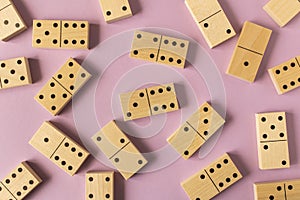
(185, 0), (236, 48)
(0, 57), (32, 89)
(227, 21), (272, 82)
(98, 0), (132, 23)
(34, 78), (72, 116)
(181, 169), (219, 200)
(130, 30), (162, 63)
(157, 35), (189, 68)
(53, 58), (91, 95)
(187, 102), (225, 141)
(268, 56), (300, 94)
(86, 172), (114, 200)
(61, 21), (89, 49)
(110, 142), (148, 180)
(32, 20), (61, 48)
(0, 3), (27, 41)
(0, 0), (11, 10)
(0, 181), (16, 200)
(1, 162), (42, 200)
(167, 122), (205, 160)
(264, 0), (300, 27)
(120, 88), (151, 121)
(146, 83), (179, 115)
(254, 179), (300, 200)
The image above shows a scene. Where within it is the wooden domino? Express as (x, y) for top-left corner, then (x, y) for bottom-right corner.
(32, 20), (89, 49)
(92, 121), (148, 180)
(0, 57), (32, 90)
(185, 0), (236, 48)
(0, 162), (42, 200)
(29, 121), (90, 176)
(254, 179), (300, 200)
(255, 112), (290, 169)
(130, 30), (190, 68)
(120, 83), (179, 121)
(35, 58), (91, 115)
(98, 0), (132, 23)
(120, 88), (151, 121)
(167, 102), (225, 159)
(227, 21), (272, 82)
(156, 35), (189, 68)
(0, 0), (27, 41)
(181, 153), (243, 200)
(86, 172), (114, 200)
(147, 83), (179, 115)
(268, 56), (300, 94)
(264, 0), (300, 27)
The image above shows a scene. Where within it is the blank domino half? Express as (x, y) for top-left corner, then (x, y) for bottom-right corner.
(130, 30), (189, 68)
(0, 162), (42, 200)
(227, 21), (272, 83)
(92, 121), (148, 180)
(185, 0), (236, 48)
(34, 58), (91, 115)
(98, 0), (132, 23)
(32, 20), (89, 49)
(255, 112), (290, 170)
(254, 179), (300, 200)
(0, 0), (27, 41)
(181, 153), (243, 200)
(167, 102), (225, 159)
(29, 121), (90, 176)
(86, 172), (114, 200)
(268, 56), (300, 94)
(264, 0), (300, 27)
(0, 57), (32, 90)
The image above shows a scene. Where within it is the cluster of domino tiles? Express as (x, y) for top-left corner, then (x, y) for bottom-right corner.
(130, 31), (190, 68)
(120, 83), (179, 121)
(1, 0), (300, 199)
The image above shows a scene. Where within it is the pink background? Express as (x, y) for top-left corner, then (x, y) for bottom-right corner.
(1, 0), (300, 199)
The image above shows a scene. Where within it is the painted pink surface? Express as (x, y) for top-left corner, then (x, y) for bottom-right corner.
(1, 0), (300, 199)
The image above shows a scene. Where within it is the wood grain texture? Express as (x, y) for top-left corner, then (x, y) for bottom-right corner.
(258, 141), (290, 169)
(130, 30), (162, 63)
(146, 83), (179, 115)
(29, 121), (66, 158)
(167, 122), (205, 160)
(157, 35), (189, 68)
(264, 0), (300, 27)
(254, 179), (300, 200)
(110, 142), (148, 180)
(1, 162), (42, 200)
(0, 57), (32, 89)
(181, 169), (219, 200)
(181, 153), (243, 200)
(32, 20), (61, 48)
(99, 0), (132, 23)
(0, 0), (11, 10)
(50, 137), (90, 176)
(256, 112), (290, 169)
(34, 78), (72, 116)
(268, 56), (300, 94)
(0, 182), (16, 200)
(185, 0), (236, 48)
(86, 172), (114, 200)
(227, 21), (272, 82)
(61, 21), (89, 49)
(120, 88), (151, 121)
(0, 3), (26, 41)
(204, 153), (243, 192)
(53, 58), (91, 95)
(256, 112), (287, 142)
(91, 121), (130, 158)
(187, 102), (225, 140)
